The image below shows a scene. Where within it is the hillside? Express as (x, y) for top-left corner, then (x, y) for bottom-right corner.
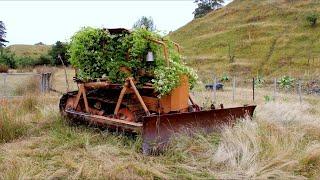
(6, 44), (51, 58)
(170, 0), (320, 79)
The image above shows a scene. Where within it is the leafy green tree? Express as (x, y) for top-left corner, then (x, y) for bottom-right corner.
(133, 16), (156, 31)
(0, 21), (9, 54)
(193, 0), (224, 18)
(49, 41), (69, 65)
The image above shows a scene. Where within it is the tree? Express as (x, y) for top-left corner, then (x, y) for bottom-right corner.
(133, 16), (156, 31)
(0, 21), (8, 54)
(49, 41), (69, 65)
(193, 0), (224, 18)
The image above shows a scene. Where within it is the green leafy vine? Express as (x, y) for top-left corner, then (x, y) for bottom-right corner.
(68, 27), (198, 96)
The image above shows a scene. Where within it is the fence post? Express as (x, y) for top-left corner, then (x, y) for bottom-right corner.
(41, 73), (44, 93)
(298, 79), (302, 104)
(213, 76), (217, 102)
(39, 74), (42, 93)
(232, 76), (236, 102)
(46, 73), (51, 92)
(273, 78), (277, 101)
(252, 77), (255, 102)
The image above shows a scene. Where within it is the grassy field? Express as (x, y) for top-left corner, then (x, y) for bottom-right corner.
(6, 44), (51, 58)
(170, 0), (320, 79)
(0, 68), (319, 179)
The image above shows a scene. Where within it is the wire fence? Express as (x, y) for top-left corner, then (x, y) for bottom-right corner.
(195, 76), (320, 106)
(0, 72), (51, 98)
(1, 71), (319, 106)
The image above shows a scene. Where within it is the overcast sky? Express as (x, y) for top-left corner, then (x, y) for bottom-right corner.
(0, 1), (231, 45)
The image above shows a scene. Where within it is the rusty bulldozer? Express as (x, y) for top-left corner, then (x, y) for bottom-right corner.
(59, 28), (256, 154)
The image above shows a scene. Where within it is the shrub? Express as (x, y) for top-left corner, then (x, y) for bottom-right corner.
(14, 56), (36, 68)
(36, 54), (52, 66)
(306, 13), (318, 27)
(49, 41), (69, 65)
(69, 27), (112, 80)
(254, 75), (265, 88)
(69, 27), (198, 96)
(263, 95), (273, 102)
(278, 76), (295, 89)
(220, 74), (229, 82)
(0, 50), (16, 68)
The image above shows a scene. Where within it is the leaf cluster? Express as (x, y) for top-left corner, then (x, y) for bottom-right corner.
(306, 13), (318, 27)
(193, 0), (224, 18)
(278, 75), (295, 89)
(68, 27), (198, 96)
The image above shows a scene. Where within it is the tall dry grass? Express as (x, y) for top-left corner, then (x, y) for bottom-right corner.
(0, 68), (319, 179)
(0, 96), (319, 179)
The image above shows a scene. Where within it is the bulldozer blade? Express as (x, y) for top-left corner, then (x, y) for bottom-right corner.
(142, 105), (256, 154)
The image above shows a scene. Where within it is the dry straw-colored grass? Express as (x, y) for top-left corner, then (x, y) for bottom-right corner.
(0, 68), (319, 179)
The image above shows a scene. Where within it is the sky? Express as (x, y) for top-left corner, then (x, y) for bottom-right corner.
(0, 0), (232, 45)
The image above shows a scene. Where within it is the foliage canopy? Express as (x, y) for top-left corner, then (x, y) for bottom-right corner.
(133, 16), (156, 31)
(193, 0), (224, 18)
(68, 27), (198, 96)
(49, 41), (69, 65)
(0, 21), (8, 48)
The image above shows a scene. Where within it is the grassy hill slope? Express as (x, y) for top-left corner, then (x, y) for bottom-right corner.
(170, 0), (320, 79)
(6, 44), (51, 58)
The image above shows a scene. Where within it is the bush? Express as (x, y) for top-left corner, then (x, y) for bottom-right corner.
(278, 76), (295, 89)
(254, 75), (265, 88)
(49, 41), (69, 65)
(69, 27), (112, 80)
(69, 27), (198, 96)
(14, 56), (36, 68)
(0, 50), (16, 68)
(220, 74), (229, 82)
(36, 54), (52, 66)
(306, 13), (318, 27)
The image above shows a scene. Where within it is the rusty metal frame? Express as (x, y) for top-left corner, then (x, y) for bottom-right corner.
(162, 39), (181, 53)
(147, 38), (169, 66)
(73, 84), (89, 113)
(113, 78), (151, 116)
(73, 78), (151, 117)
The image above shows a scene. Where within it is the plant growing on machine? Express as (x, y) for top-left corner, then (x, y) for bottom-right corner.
(68, 27), (198, 96)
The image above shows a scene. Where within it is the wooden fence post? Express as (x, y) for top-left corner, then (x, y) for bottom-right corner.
(46, 73), (51, 92)
(298, 79), (302, 104)
(41, 73), (44, 93)
(252, 77), (255, 102)
(40, 73), (51, 93)
(213, 76), (217, 102)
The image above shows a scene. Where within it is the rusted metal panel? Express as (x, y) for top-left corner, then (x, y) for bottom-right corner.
(65, 109), (142, 133)
(160, 75), (189, 113)
(141, 105), (256, 154)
